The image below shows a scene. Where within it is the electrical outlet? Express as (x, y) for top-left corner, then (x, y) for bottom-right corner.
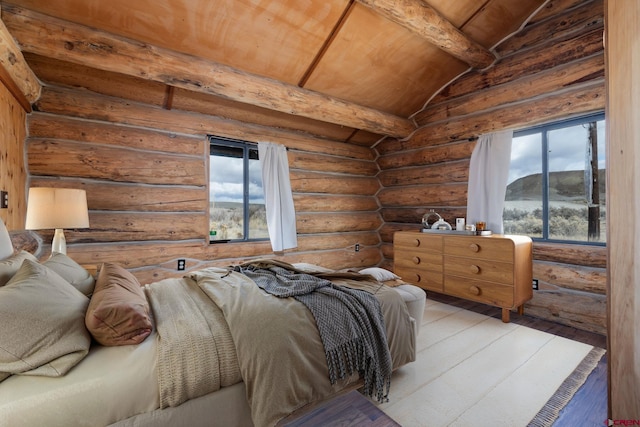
(177, 259), (186, 271)
(0, 191), (7, 209)
(532, 279), (539, 290)
(355, 243), (360, 252)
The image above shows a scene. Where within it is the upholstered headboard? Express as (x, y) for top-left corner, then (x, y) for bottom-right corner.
(9, 230), (42, 257)
(0, 219), (42, 258)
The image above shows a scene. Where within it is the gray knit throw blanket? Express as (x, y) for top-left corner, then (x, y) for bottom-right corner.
(234, 263), (392, 402)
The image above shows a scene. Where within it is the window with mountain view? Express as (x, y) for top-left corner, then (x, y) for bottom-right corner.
(209, 137), (268, 242)
(503, 113), (606, 244)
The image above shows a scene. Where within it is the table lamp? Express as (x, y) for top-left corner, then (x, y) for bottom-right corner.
(25, 187), (90, 255)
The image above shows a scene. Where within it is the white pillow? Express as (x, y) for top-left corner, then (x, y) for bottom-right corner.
(359, 267), (400, 282)
(44, 253), (96, 296)
(0, 220), (13, 261)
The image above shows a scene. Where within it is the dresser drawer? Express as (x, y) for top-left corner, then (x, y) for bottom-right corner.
(444, 255), (514, 285)
(444, 236), (514, 262)
(394, 232), (442, 253)
(394, 266), (443, 291)
(444, 275), (515, 308)
(395, 249), (442, 272)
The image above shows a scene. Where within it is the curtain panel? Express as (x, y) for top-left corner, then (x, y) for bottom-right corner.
(258, 142), (297, 252)
(466, 130), (513, 234)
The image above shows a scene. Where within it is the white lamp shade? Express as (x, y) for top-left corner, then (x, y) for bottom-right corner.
(25, 188), (90, 230)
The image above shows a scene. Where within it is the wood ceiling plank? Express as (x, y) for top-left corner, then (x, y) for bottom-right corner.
(4, 4), (414, 137)
(304, 4), (468, 117)
(424, 0), (488, 27)
(6, 0), (351, 85)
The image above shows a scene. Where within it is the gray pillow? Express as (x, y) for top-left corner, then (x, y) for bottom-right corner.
(44, 252), (96, 296)
(0, 250), (38, 286)
(0, 259), (91, 382)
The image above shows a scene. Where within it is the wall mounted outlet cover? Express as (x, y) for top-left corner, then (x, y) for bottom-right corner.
(0, 191), (7, 209)
(177, 259), (186, 271)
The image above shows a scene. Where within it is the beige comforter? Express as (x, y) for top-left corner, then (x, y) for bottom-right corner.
(147, 265), (415, 427)
(144, 275), (241, 408)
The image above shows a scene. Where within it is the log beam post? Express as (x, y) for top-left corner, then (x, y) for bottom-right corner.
(0, 5), (41, 111)
(2, 4), (415, 138)
(356, 0), (497, 69)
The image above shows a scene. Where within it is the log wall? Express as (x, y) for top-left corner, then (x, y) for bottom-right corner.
(25, 67), (382, 284)
(378, 0), (607, 335)
(0, 80), (27, 229)
(4, 0), (609, 336)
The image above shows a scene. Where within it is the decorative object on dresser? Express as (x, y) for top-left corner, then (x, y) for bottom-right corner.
(25, 187), (90, 255)
(394, 231), (533, 322)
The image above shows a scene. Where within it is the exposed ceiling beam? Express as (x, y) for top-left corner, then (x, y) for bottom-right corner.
(0, 4), (41, 110)
(1, 5), (415, 138)
(356, 0), (497, 69)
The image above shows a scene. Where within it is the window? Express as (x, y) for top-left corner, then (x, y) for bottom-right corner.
(209, 137), (268, 242)
(503, 113), (606, 244)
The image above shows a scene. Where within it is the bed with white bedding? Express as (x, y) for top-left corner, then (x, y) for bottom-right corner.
(0, 225), (425, 427)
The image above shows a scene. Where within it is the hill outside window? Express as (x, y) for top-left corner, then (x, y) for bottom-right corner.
(503, 113), (606, 245)
(209, 137), (269, 242)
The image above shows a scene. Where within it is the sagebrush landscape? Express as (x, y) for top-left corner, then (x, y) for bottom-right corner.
(209, 202), (268, 241)
(209, 170), (606, 243)
(504, 169), (606, 242)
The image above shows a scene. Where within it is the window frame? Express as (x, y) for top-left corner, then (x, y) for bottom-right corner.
(507, 112), (606, 246)
(208, 136), (268, 244)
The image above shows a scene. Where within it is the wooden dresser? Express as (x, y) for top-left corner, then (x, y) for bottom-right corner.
(394, 231), (533, 322)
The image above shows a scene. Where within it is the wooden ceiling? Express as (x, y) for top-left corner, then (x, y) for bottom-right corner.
(1, 0), (548, 144)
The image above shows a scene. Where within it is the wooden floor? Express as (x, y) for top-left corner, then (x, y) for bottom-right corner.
(283, 293), (608, 426)
(283, 390), (400, 427)
(426, 292), (608, 426)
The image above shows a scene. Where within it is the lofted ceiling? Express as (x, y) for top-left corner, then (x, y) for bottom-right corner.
(2, 0), (548, 144)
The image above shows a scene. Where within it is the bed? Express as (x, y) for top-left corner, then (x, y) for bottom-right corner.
(0, 222), (425, 427)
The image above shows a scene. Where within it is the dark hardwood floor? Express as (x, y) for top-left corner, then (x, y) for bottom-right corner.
(426, 292), (608, 426)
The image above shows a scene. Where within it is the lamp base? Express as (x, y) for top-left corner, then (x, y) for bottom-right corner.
(52, 228), (67, 255)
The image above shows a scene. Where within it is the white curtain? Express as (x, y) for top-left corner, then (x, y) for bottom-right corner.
(258, 142), (297, 251)
(466, 130), (513, 234)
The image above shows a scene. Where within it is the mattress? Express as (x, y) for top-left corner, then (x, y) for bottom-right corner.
(0, 331), (159, 427)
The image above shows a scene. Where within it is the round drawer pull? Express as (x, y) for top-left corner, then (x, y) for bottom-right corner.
(470, 264), (480, 274)
(414, 273), (421, 282)
(412, 256), (421, 265)
(469, 243), (480, 252)
(469, 285), (481, 296)
(414, 239), (421, 247)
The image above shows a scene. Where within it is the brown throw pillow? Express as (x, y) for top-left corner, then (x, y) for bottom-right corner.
(85, 263), (152, 346)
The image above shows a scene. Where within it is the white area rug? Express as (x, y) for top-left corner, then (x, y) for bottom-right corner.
(378, 299), (604, 427)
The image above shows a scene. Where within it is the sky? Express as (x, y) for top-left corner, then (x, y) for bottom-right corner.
(210, 155), (264, 205)
(508, 119), (606, 184)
